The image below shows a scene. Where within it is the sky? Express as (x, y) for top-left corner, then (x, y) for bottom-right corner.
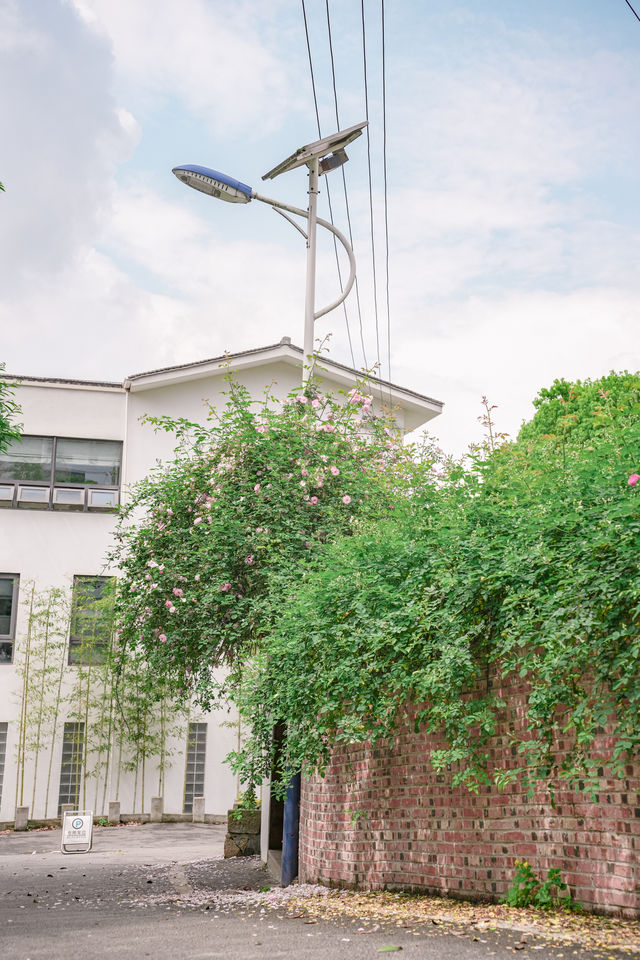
(2, 0), (640, 455)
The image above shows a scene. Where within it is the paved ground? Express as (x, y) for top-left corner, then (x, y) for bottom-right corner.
(0, 823), (627, 959)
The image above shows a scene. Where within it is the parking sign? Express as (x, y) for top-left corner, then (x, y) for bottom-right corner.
(61, 810), (93, 854)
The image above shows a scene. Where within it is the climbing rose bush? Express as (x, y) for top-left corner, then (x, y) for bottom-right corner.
(110, 377), (419, 708)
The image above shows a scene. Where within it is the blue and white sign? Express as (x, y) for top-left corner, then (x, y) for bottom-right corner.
(61, 810), (93, 854)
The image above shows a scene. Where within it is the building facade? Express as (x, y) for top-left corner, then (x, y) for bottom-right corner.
(0, 340), (442, 825)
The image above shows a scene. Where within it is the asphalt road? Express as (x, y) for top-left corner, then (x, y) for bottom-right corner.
(0, 823), (619, 959)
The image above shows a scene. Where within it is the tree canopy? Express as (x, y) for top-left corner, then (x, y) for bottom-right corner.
(0, 363), (21, 453)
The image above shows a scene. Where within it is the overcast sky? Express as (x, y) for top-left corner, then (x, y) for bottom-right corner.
(2, 0), (640, 454)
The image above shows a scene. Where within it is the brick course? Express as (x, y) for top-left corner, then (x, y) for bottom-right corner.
(299, 676), (640, 917)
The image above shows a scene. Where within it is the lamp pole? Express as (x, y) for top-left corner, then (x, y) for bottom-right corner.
(173, 121), (366, 387)
(303, 157), (319, 383)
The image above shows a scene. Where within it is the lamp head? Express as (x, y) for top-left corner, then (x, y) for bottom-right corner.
(172, 164), (253, 204)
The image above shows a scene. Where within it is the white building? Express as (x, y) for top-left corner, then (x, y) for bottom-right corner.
(0, 339), (442, 825)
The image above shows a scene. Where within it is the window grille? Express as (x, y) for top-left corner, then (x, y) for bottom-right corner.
(57, 722), (84, 815)
(183, 722), (207, 814)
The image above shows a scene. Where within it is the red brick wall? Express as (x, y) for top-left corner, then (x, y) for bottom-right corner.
(299, 679), (640, 917)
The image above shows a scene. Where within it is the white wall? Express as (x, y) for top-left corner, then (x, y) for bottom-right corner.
(0, 355), (435, 824)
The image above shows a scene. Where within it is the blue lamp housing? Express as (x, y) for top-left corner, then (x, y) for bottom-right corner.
(172, 164), (253, 204)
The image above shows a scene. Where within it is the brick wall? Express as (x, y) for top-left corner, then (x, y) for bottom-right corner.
(299, 678), (640, 917)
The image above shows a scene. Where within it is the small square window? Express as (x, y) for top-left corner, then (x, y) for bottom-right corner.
(53, 488), (85, 510)
(17, 486), (49, 507)
(87, 489), (118, 510)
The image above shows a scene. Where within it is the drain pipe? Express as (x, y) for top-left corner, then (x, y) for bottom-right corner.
(281, 772), (300, 886)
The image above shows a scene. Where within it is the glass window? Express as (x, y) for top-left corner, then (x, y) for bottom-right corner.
(0, 575), (18, 664)
(68, 576), (114, 665)
(87, 489), (118, 508)
(57, 722), (84, 814)
(0, 436), (53, 483)
(183, 723), (207, 814)
(55, 439), (121, 487)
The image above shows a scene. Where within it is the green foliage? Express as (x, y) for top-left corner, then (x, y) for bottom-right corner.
(113, 369), (640, 801)
(0, 362), (22, 453)
(228, 373), (640, 794)
(503, 860), (571, 910)
(519, 371), (640, 444)
(111, 376), (413, 713)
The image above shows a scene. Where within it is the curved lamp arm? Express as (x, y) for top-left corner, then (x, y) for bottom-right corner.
(252, 191), (356, 321)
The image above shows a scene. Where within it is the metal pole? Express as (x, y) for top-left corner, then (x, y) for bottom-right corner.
(303, 158), (320, 386)
(281, 772), (301, 886)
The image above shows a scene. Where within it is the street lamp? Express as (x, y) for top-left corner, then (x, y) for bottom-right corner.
(172, 121), (367, 384)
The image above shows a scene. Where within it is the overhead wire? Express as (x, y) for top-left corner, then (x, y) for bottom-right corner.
(381, 0), (392, 397)
(624, 0), (640, 24)
(360, 0), (383, 385)
(324, 0), (369, 371)
(301, 0), (357, 369)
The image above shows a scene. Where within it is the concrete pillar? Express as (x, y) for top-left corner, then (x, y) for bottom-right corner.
(108, 801), (120, 824)
(192, 797), (205, 823)
(150, 797), (163, 822)
(14, 806), (29, 831)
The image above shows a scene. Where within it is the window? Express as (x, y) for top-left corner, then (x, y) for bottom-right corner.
(0, 722), (7, 806)
(54, 438), (121, 486)
(0, 435), (121, 511)
(0, 574), (19, 664)
(183, 722), (207, 814)
(68, 576), (114, 665)
(57, 722), (84, 814)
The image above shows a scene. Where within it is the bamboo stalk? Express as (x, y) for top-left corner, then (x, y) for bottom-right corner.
(44, 592), (70, 818)
(15, 584), (35, 811)
(31, 592), (53, 814)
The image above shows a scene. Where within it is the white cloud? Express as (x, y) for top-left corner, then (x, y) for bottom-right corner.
(68, 0), (303, 140)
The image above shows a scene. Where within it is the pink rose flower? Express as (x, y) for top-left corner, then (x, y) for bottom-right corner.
(330, 465), (340, 476)
(310, 496), (318, 505)
(172, 588), (183, 597)
(629, 474), (639, 487)
(165, 600), (172, 608)
(220, 583), (232, 592)
(159, 634), (167, 643)
(193, 517), (202, 525)
(245, 554), (254, 565)
(254, 483), (261, 492)
(342, 495), (351, 505)
(256, 424), (267, 434)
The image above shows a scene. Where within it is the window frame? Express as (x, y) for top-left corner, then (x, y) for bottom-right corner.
(68, 574), (114, 666)
(0, 573), (19, 664)
(0, 435), (122, 511)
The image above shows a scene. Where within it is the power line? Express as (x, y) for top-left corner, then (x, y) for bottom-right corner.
(324, 0), (368, 371)
(381, 0), (392, 392)
(301, 0), (357, 370)
(360, 0), (383, 378)
(624, 0), (640, 24)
